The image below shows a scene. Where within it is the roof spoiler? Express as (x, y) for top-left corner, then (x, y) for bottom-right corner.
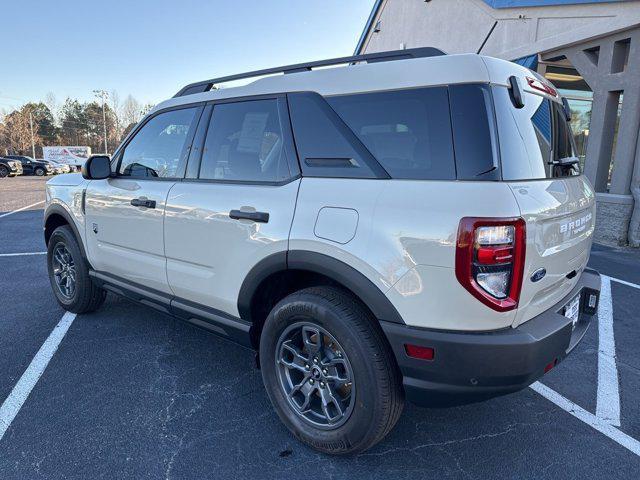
(173, 47), (446, 98)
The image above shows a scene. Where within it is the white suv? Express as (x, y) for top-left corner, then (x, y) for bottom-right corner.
(44, 48), (601, 454)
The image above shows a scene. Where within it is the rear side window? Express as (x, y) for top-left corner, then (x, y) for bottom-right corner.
(326, 87), (456, 180)
(287, 92), (380, 179)
(199, 99), (290, 183)
(448, 84), (499, 180)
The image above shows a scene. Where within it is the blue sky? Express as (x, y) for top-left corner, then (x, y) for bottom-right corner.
(0, 0), (374, 110)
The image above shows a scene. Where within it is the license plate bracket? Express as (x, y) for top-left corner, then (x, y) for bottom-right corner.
(563, 293), (581, 329)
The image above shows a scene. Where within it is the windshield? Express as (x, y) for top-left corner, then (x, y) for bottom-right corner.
(495, 86), (580, 180)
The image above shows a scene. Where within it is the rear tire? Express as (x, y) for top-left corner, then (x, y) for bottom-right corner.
(260, 286), (404, 455)
(47, 225), (106, 313)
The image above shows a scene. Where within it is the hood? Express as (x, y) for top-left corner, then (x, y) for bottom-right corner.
(46, 172), (85, 186)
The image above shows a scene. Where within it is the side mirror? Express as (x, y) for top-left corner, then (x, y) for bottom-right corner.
(82, 155), (112, 180)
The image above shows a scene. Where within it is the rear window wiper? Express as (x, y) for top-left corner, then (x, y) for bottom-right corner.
(548, 156), (579, 166)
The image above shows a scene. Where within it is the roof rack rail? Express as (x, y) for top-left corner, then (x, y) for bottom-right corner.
(173, 47), (446, 98)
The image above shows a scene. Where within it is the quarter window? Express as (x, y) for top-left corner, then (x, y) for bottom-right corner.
(326, 87), (456, 180)
(118, 107), (198, 178)
(448, 84), (499, 180)
(198, 99), (290, 182)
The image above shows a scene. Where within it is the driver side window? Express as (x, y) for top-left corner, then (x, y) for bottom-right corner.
(118, 107), (198, 178)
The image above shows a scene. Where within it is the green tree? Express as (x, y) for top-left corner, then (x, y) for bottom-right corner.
(24, 102), (59, 147)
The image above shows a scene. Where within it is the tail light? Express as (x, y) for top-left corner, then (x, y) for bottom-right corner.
(455, 217), (526, 312)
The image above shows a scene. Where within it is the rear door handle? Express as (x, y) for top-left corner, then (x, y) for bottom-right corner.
(229, 209), (269, 223)
(130, 198), (156, 209)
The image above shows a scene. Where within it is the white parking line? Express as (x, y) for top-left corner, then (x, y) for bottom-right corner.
(0, 312), (76, 442)
(531, 382), (640, 456)
(0, 200), (45, 219)
(531, 271), (640, 455)
(610, 276), (640, 291)
(596, 275), (621, 426)
(0, 252), (46, 257)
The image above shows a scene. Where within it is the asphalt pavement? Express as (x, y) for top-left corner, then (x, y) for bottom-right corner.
(0, 176), (639, 479)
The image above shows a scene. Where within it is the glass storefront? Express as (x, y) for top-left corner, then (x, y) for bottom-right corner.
(544, 64), (622, 188)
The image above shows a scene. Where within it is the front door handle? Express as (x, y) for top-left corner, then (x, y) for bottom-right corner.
(229, 209), (269, 223)
(130, 198), (156, 209)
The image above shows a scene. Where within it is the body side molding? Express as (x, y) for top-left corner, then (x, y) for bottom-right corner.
(90, 270), (252, 347)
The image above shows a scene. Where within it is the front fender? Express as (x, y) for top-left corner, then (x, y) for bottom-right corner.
(44, 201), (88, 262)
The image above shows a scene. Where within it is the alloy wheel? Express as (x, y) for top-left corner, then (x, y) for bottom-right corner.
(275, 322), (355, 430)
(52, 244), (76, 299)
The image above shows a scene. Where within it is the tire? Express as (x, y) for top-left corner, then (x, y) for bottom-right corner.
(260, 286), (404, 455)
(47, 225), (106, 313)
(0, 166), (8, 178)
(34, 167), (45, 176)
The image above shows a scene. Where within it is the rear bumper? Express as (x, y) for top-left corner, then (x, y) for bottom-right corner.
(381, 268), (601, 406)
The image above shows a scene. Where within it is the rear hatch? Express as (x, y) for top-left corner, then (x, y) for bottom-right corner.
(493, 80), (596, 327)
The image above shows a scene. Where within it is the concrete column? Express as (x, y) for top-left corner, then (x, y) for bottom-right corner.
(629, 123), (640, 246)
(583, 90), (621, 192)
(609, 36), (640, 195)
(610, 88), (640, 194)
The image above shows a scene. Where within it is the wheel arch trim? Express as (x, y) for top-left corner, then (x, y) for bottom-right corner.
(238, 250), (405, 325)
(44, 204), (88, 262)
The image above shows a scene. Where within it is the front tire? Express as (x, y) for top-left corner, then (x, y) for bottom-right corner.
(260, 286), (404, 455)
(35, 167), (45, 176)
(47, 225), (106, 313)
(0, 166), (8, 178)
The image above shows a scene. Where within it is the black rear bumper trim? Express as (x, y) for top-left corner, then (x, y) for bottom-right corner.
(381, 268), (601, 406)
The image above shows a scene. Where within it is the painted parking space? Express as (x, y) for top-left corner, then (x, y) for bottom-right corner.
(0, 190), (639, 478)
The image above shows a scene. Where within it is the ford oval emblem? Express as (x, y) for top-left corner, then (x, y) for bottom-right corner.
(531, 268), (546, 283)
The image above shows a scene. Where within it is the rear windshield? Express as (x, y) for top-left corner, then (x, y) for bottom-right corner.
(496, 86), (579, 180)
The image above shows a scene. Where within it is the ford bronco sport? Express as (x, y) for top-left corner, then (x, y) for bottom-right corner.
(44, 48), (601, 454)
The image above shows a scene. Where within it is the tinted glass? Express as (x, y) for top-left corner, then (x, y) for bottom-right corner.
(327, 87), (455, 180)
(288, 92), (378, 179)
(449, 84), (499, 180)
(498, 88), (579, 180)
(554, 102), (575, 160)
(531, 97), (552, 165)
(119, 107), (198, 178)
(199, 99), (290, 182)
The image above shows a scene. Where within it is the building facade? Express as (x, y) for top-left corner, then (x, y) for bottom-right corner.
(356, 0), (640, 246)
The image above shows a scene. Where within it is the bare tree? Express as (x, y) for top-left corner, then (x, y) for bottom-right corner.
(122, 95), (142, 127)
(110, 89), (122, 138)
(0, 107), (40, 154)
(44, 92), (59, 123)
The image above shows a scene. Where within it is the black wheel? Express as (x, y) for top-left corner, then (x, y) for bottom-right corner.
(47, 225), (106, 313)
(0, 166), (8, 178)
(34, 167), (45, 176)
(260, 286), (404, 455)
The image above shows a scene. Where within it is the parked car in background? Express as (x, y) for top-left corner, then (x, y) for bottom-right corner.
(0, 157), (23, 177)
(4, 155), (53, 176)
(41, 160), (71, 174)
